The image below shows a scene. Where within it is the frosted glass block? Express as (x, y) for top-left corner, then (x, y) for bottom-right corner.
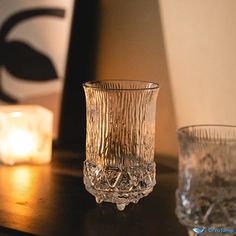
(0, 105), (53, 165)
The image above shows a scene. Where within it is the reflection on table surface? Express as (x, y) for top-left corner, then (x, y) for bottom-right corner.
(0, 156), (187, 236)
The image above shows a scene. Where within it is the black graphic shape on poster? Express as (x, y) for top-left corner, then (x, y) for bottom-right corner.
(0, 8), (65, 103)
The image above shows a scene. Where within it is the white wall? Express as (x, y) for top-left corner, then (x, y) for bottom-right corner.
(96, 0), (178, 157)
(159, 0), (236, 128)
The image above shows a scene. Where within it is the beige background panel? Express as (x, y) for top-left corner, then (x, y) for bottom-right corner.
(159, 0), (236, 127)
(96, 0), (178, 157)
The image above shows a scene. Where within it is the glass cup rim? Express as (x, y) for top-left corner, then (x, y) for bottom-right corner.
(176, 124), (236, 143)
(176, 124), (236, 133)
(83, 80), (160, 91)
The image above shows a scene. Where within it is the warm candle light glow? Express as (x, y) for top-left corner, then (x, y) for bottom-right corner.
(0, 105), (53, 165)
(10, 112), (22, 118)
(7, 129), (37, 159)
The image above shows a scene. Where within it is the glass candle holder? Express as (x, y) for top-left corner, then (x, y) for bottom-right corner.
(0, 105), (53, 165)
(83, 80), (159, 210)
(176, 125), (236, 235)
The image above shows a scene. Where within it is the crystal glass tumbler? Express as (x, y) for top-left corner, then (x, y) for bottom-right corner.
(83, 80), (159, 210)
(176, 125), (236, 234)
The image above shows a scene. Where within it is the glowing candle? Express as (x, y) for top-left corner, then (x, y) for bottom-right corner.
(0, 105), (53, 165)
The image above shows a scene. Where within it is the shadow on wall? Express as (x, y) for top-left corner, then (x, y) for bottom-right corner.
(96, 0), (178, 157)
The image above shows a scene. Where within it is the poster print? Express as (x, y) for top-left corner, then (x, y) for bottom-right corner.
(0, 0), (74, 137)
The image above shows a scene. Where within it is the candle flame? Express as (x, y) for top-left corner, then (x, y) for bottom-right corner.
(7, 130), (36, 158)
(10, 112), (22, 118)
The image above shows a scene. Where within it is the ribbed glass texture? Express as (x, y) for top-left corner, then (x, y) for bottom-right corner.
(176, 125), (236, 233)
(83, 80), (159, 210)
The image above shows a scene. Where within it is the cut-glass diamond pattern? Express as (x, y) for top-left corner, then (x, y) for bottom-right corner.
(84, 161), (156, 210)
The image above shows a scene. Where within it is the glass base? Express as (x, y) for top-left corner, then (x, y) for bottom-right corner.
(176, 189), (236, 227)
(83, 160), (156, 210)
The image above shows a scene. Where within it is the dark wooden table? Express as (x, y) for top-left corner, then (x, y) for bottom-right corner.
(0, 152), (188, 236)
